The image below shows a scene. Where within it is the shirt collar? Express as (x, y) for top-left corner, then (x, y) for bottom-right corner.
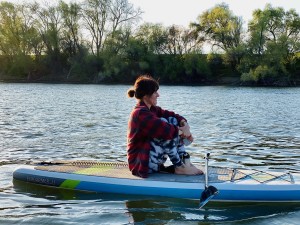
(136, 101), (147, 108)
(136, 101), (155, 111)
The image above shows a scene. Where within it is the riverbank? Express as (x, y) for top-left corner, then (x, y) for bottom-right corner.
(1, 75), (299, 87)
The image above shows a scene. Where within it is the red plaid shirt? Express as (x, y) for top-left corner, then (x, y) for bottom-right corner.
(127, 101), (186, 178)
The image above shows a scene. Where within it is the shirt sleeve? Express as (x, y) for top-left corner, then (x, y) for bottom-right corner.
(153, 106), (186, 124)
(138, 108), (179, 140)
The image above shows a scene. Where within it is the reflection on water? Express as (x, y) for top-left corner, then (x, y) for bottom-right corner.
(1, 84), (300, 224)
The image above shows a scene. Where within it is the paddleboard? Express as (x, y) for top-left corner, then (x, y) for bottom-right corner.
(13, 161), (300, 202)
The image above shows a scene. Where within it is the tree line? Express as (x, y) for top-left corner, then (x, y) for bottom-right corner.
(0, 0), (299, 86)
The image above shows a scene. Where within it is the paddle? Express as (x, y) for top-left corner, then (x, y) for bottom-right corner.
(199, 153), (219, 208)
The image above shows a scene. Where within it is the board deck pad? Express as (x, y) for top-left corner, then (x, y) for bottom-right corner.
(32, 160), (293, 184)
(36, 161), (137, 179)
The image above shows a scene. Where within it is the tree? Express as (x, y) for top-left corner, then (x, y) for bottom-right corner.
(191, 3), (245, 72)
(135, 23), (205, 82)
(59, 0), (82, 57)
(135, 23), (168, 54)
(109, 0), (142, 34)
(0, 1), (41, 77)
(81, 0), (141, 57)
(34, 1), (66, 76)
(183, 53), (211, 83)
(81, 0), (108, 58)
(99, 29), (131, 82)
(0, 2), (31, 57)
(165, 25), (202, 55)
(242, 4), (300, 85)
(191, 3), (243, 52)
(21, 2), (44, 63)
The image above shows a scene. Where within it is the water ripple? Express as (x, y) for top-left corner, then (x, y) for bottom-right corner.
(1, 84), (300, 224)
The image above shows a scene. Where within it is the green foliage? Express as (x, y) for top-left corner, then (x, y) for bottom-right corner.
(183, 54), (211, 83)
(240, 64), (290, 86)
(191, 3), (243, 51)
(190, 3), (244, 74)
(66, 48), (97, 82)
(135, 23), (168, 54)
(207, 53), (225, 80)
(59, 0), (82, 57)
(2, 55), (32, 80)
(239, 4), (300, 86)
(0, 1), (299, 86)
(241, 66), (270, 83)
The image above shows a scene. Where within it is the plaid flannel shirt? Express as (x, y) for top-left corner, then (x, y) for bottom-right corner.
(127, 101), (186, 178)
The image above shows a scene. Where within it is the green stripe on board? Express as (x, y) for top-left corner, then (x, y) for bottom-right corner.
(60, 179), (81, 189)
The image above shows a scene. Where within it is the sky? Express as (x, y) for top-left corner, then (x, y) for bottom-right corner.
(127, 0), (300, 27)
(4, 0), (300, 27)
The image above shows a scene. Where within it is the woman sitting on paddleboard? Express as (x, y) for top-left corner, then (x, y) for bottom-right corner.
(127, 75), (203, 178)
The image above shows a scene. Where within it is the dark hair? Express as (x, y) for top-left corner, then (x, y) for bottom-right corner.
(127, 75), (159, 99)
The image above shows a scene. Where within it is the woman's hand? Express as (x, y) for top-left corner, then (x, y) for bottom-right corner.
(179, 123), (191, 137)
(179, 119), (187, 127)
(187, 134), (194, 142)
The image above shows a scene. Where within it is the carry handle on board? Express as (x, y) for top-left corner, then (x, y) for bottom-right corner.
(199, 153), (219, 209)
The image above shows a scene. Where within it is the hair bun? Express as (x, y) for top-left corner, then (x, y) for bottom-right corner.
(127, 89), (135, 98)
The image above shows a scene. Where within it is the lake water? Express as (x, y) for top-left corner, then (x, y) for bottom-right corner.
(0, 83), (300, 224)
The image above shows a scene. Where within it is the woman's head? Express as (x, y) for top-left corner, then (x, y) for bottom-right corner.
(127, 75), (159, 100)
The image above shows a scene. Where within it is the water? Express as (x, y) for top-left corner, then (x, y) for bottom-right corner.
(1, 83), (300, 224)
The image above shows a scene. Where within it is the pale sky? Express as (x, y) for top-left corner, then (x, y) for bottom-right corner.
(4, 0), (300, 28)
(128, 0), (300, 27)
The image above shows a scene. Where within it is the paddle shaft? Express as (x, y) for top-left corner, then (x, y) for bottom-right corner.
(205, 153), (210, 188)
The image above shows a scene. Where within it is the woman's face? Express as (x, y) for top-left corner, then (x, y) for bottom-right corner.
(143, 90), (159, 107)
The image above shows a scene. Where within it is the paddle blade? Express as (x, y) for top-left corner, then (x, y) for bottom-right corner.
(199, 185), (219, 209)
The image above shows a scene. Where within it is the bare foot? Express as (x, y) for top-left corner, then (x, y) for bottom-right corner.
(175, 164), (203, 175)
(190, 163), (203, 175)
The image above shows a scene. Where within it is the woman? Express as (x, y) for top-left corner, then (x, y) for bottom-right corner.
(127, 75), (203, 178)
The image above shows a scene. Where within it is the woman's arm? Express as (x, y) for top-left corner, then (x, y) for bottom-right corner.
(153, 106), (186, 125)
(138, 108), (179, 140)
